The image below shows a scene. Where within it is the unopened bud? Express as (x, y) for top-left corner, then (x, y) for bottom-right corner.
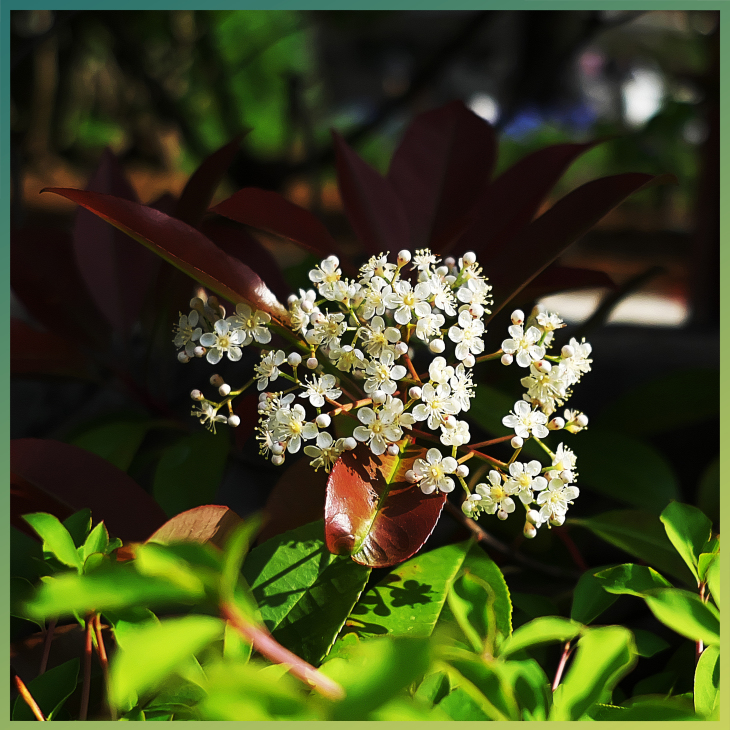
(436, 265), (449, 277)
(194, 346), (206, 358)
(228, 415), (241, 428)
(409, 386), (422, 400)
(511, 436), (524, 449)
(469, 303), (484, 319)
(548, 417), (565, 431)
(287, 294), (298, 305)
(534, 359), (551, 373)
(561, 344), (575, 359)
(429, 339), (445, 354)
(523, 523), (538, 539)
(501, 353), (513, 366)
(259, 391), (269, 402)
(177, 352), (191, 363)
(461, 353), (475, 368)
(511, 309), (524, 325)
(310, 311), (324, 326)
(405, 470), (418, 483)
(560, 470), (573, 483)
(462, 500), (475, 515)
(190, 389), (203, 401)
(315, 413), (331, 428)
(271, 454), (285, 466)
(288, 352), (302, 367)
(301, 298), (314, 313)
(306, 357), (319, 370)
(462, 251), (476, 265)
(442, 415), (457, 429)
(219, 384), (231, 397)
(550, 514), (566, 527)
(343, 437), (357, 451)
(372, 390), (386, 404)
(210, 374), (224, 387)
(456, 464), (469, 478)
(394, 342), (408, 356)
(497, 509), (509, 521)
(387, 443), (400, 456)
(526, 509), (540, 525)
(397, 249), (411, 265)
(271, 442), (285, 456)
(576, 414), (589, 428)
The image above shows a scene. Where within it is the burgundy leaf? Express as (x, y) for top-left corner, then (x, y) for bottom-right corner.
(325, 444), (446, 568)
(201, 218), (291, 302)
(211, 187), (353, 273)
(332, 130), (410, 256)
(174, 135), (246, 227)
(43, 188), (289, 324)
(519, 265), (616, 302)
(232, 392), (261, 451)
(11, 439), (169, 543)
(388, 100), (496, 252)
(484, 172), (676, 322)
(148, 192), (178, 215)
(147, 505), (244, 550)
(73, 149), (160, 335)
(11, 227), (108, 346)
(454, 141), (599, 256)
(11, 318), (94, 379)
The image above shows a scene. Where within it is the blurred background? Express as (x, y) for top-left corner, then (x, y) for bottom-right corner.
(10, 8), (720, 697)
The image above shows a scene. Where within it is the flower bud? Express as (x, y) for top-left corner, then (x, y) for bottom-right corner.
(405, 470), (418, 483)
(301, 298), (314, 313)
(463, 353), (476, 368)
(561, 344), (575, 359)
(310, 311), (324, 326)
(462, 251), (476, 265)
(511, 436), (524, 449)
(408, 386), (422, 400)
(455, 464), (469, 478)
(461, 500), (475, 515)
(287, 294), (298, 305)
(534, 359), (551, 373)
(315, 413), (331, 428)
(306, 357), (319, 369)
(497, 509), (509, 521)
(372, 390), (386, 404)
(228, 415), (241, 428)
(435, 265), (449, 277)
(442, 415), (457, 429)
(271, 454), (285, 466)
(576, 414), (589, 428)
(190, 389), (203, 401)
(387, 443), (400, 456)
(523, 523), (538, 539)
(501, 353), (513, 366)
(397, 249), (411, 265)
(287, 352), (302, 367)
(259, 391), (269, 402)
(194, 346), (206, 358)
(429, 339), (445, 354)
(444, 256), (456, 268)
(271, 442), (285, 455)
(177, 352), (191, 363)
(560, 470), (573, 483)
(219, 383), (231, 397)
(550, 514), (565, 527)
(511, 309), (524, 325)
(210, 374), (224, 387)
(548, 417), (565, 431)
(469, 303), (484, 319)
(526, 509), (540, 525)
(394, 342), (408, 356)
(343, 437), (357, 451)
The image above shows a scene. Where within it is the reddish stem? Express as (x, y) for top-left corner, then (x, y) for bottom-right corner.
(79, 615), (94, 721)
(12, 668), (46, 721)
(402, 351), (421, 383)
(93, 615), (116, 721)
(552, 641), (573, 691)
(39, 619), (56, 675)
(468, 435), (514, 449)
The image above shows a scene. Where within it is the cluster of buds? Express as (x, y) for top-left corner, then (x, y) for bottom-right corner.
(173, 248), (593, 537)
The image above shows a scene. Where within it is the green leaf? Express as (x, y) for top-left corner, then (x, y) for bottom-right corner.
(660, 501), (712, 582)
(632, 629), (669, 658)
(437, 686), (491, 720)
(62, 509), (93, 547)
(447, 572), (495, 653)
(83, 521), (109, 562)
(110, 615), (225, 710)
(496, 658), (551, 721)
(597, 368), (719, 436)
(499, 616), (583, 658)
(414, 670), (451, 706)
(153, 430), (230, 517)
(570, 565), (620, 624)
(135, 543), (209, 596)
(698, 552), (718, 583)
(223, 621), (252, 663)
(22, 513), (83, 572)
(12, 658), (80, 720)
(221, 514), (263, 604)
(550, 626), (636, 721)
(592, 697), (699, 720)
(595, 563), (672, 596)
(574, 429), (678, 513)
(368, 696), (450, 720)
(706, 553), (720, 609)
(242, 520), (370, 665)
(570, 510), (696, 585)
(694, 643), (720, 716)
(643, 588), (720, 645)
(320, 636), (431, 721)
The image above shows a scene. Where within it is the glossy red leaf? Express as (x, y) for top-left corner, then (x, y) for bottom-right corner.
(211, 187), (353, 272)
(43, 187), (289, 324)
(174, 135), (245, 227)
(332, 130), (410, 256)
(73, 149), (161, 335)
(11, 318), (94, 379)
(325, 444), (446, 568)
(483, 172), (676, 321)
(147, 505), (244, 550)
(11, 439), (169, 543)
(388, 100), (496, 252)
(454, 141), (598, 256)
(201, 218), (291, 302)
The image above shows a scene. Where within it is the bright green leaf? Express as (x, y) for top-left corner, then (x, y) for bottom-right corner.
(595, 563), (672, 596)
(63, 509), (92, 547)
(570, 565), (620, 624)
(499, 616), (583, 658)
(83, 521), (109, 562)
(643, 588), (720, 645)
(223, 621), (252, 664)
(12, 658), (79, 720)
(134, 543), (208, 596)
(110, 616), (224, 710)
(22, 513), (83, 572)
(694, 643), (720, 716)
(660, 501), (712, 581)
(221, 514), (263, 604)
(437, 686), (491, 720)
(632, 629), (669, 658)
(698, 552), (718, 583)
(414, 670), (450, 706)
(592, 697), (699, 720)
(495, 658), (550, 721)
(706, 554), (720, 609)
(447, 572), (494, 653)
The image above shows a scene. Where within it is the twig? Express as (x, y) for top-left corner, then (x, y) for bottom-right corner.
(93, 615), (116, 721)
(468, 435), (513, 450)
(79, 615), (94, 721)
(554, 527), (588, 572)
(443, 501), (581, 579)
(39, 619), (56, 675)
(12, 667), (46, 721)
(552, 641), (573, 691)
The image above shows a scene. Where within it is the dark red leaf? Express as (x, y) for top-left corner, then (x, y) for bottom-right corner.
(257, 457), (329, 545)
(211, 187), (354, 273)
(174, 135), (245, 227)
(11, 227), (108, 346)
(42, 187), (289, 324)
(11, 318), (95, 379)
(146, 505), (244, 550)
(232, 392), (261, 451)
(325, 444), (446, 568)
(11, 439), (169, 543)
(484, 172), (676, 322)
(332, 130), (410, 256)
(201, 218), (291, 302)
(148, 192), (178, 215)
(73, 149), (161, 335)
(519, 265), (616, 302)
(454, 141), (599, 256)
(388, 100), (496, 252)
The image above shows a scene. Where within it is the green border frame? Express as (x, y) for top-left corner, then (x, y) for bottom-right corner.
(2, 2), (725, 728)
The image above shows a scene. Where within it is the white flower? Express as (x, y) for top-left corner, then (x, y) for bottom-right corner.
(364, 350), (407, 395)
(440, 419), (470, 446)
(254, 350), (286, 390)
(329, 344), (366, 373)
(415, 311), (445, 343)
(304, 432), (347, 472)
(449, 363), (474, 412)
(300, 374), (341, 408)
(412, 448), (458, 494)
(226, 303), (271, 346)
(383, 280), (432, 325)
(191, 401), (228, 433)
(309, 255), (345, 300)
(502, 400), (549, 439)
(475, 471), (516, 515)
(448, 310), (485, 360)
(537, 478), (579, 520)
(428, 356), (454, 385)
(521, 362), (569, 416)
(359, 276), (391, 321)
(272, 404), (319, 453)
(502, 325), (545, 368)
(306, 312), (347, 349)
(358, 316), (401, 358)
(353, 407), (403, 456)
(411, 249), (440, 272)
(199, 319), (244, 365)
(412, 383), (459, 430)
(429, 277), (457, 316)
(552, 443), (577, 473)
(537, 311), (564, 332)
(456, 277), (492, 311)
(381, 395), (416, 430)
(360, 253), (396, 283)
(504, 461), (548, 505)
(173, 311), (202, 356)
(561, 338), (593, 385)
